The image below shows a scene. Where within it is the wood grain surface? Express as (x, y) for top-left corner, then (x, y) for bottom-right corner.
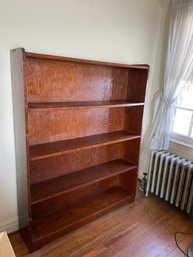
(11, 48), (149, 252)
(28, 101), (144, 109)
(29, 131), (141, 161)
(30, 143), (125, 184)
(28, 108), (125, 145)
(31, 159), (136, 204)
(31, 176), (122, 220)
(9, 193), (193, 257)
(26, 60), (128, 103)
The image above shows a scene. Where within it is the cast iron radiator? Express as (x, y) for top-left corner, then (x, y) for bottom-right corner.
(146, 150), (193, 215)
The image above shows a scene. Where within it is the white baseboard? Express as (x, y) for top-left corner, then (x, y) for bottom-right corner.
(138, 170), (143, 180)
(0, 218), (19, 234)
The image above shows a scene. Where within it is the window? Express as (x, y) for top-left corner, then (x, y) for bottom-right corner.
(172, 85), (193, 147)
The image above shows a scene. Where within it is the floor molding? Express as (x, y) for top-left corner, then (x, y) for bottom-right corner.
(0, 218), (19, 234)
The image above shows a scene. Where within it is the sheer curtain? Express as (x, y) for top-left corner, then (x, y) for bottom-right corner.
(149, 0), (193, 150)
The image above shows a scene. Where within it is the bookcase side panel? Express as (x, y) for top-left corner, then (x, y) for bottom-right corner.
(124, 106), (144, 135)
(127, 68), (149, 103)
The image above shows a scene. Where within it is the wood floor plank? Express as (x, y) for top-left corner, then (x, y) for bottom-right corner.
(9, 195), (193, 257)
(8, 233), (28, 257)
(69, 199), (166, 257)
(131, 211), (192, 257)
(97, 205), (176, 257)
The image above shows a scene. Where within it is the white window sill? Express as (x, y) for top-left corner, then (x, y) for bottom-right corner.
(170, 137), (193, 149)
(169, 136), (193, 161)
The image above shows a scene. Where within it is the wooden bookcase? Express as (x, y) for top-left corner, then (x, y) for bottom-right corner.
(11, 48), (149, 252)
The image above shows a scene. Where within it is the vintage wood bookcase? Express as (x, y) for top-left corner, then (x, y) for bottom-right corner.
(11, 48), (149, 252)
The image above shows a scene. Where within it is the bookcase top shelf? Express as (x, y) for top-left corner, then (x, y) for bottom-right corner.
(24, 50), (149, 70)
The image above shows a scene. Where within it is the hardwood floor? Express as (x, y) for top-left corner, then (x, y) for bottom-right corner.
(9, 191), (193, 257)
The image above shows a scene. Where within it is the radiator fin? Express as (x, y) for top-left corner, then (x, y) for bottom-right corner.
(146, 150), (193, 215)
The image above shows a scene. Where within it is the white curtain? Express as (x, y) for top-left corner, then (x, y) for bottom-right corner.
(149, 0), (193, 150)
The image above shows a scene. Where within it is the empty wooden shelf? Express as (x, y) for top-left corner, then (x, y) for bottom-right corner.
(31, 186), (134, 250)
(31, 159), (137, 204)
(30, 131), (141, 161)
(11, 48), (149, 252)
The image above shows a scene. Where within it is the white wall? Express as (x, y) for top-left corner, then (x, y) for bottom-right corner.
(0, 0), (170, 233)
(139, 0), (171, 178)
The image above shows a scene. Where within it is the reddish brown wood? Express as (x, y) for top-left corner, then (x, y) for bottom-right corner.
(120, 168), (138, 196)
(28, 108), (125, 145)
(127, 68), (149, 102)
(124, 106), (144, 135)
(10, 193), (193, 257)
(31, 159), (137, 204)
(25, 59), (129, 103)
(124, 138), (141, 165)
(31, 176), (121, 219)
(31, 186), (134, 251)
(30, 143), (125, 183)
(11, 48), (149, 252)
(28, 101), (144, 109)
(25, 51), (149, 69)
(29, 131), (141, 161)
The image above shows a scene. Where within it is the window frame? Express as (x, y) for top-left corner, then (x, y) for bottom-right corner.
(171, 105), (193, 148)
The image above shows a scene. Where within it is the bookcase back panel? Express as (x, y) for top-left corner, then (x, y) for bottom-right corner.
(28, 108), (125, 145)
(25, 60), (129, 102)
(30, 143), (125, 183)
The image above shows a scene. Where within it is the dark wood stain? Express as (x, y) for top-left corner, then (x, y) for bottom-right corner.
(31, 160), (137, 205)
(9, 194), (193, 257)
(28, 101), (144, 109)
(26, 60), (129, 103)
(30, 143), (125, 184)
(10, 48), (149, 252)
(28, 108), (125, 145)
(30, 131), (141, 161)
